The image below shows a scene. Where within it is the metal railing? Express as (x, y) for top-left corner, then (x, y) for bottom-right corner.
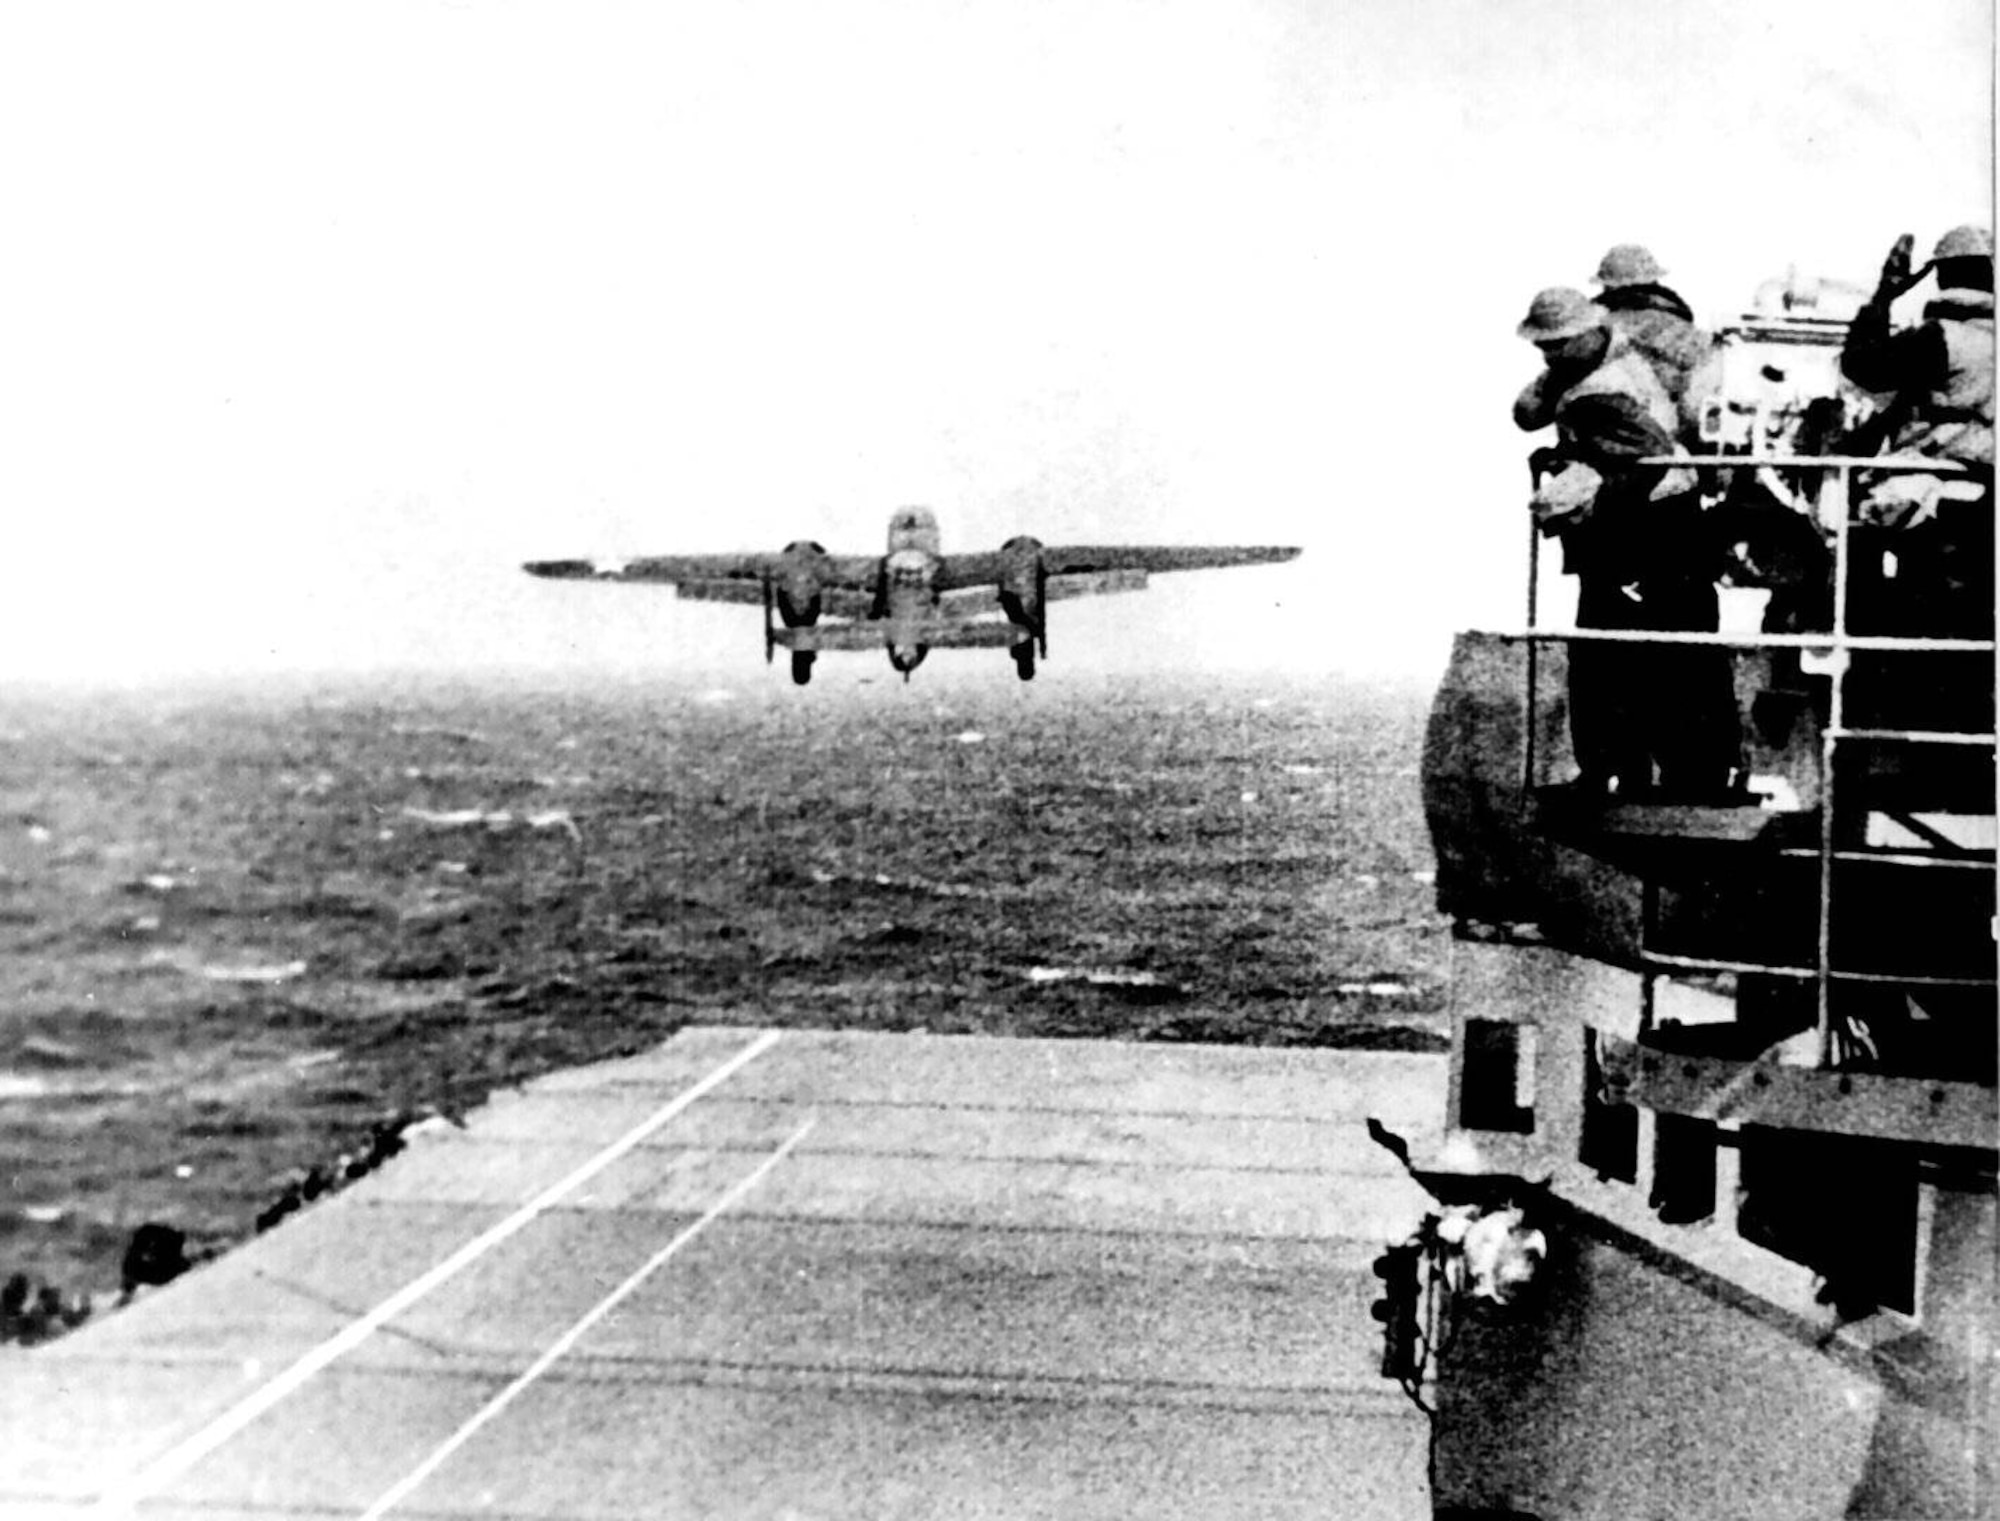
(1507, 452), (1996, 1068)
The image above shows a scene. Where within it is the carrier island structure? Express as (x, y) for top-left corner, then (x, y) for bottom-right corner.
(1403, 281), (1997, 1519)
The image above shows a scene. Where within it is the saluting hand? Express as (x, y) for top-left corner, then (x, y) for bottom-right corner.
(1875, 233), (1918, 300)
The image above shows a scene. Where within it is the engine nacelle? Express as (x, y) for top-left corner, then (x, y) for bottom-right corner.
(998, 535), (1048, 657)
(776, 540), (828, 627)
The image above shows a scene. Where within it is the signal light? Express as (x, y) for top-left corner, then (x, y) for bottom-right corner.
(1369, 1241), (1423, 1381)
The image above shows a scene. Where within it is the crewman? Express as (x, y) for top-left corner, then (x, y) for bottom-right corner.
(1593, 244), (1715, 440)
(1514, 245), (1714, 443)
(1840, 225), (1994, 589)
(1843, 224), (1995, 472)
(1514, 288), (1740, 801)
(1839, 223), (1995, 735)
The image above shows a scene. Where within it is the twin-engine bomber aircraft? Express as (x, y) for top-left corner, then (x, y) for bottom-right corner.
(523, 507), (1301, 683)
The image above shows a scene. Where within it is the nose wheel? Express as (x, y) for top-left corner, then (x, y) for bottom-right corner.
(1012, 642), (1036, 681)
(790, 651), (815, 685)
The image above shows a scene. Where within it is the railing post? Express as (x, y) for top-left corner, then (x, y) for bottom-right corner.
(1815, 463), (1854, 1069)
(1524, 518), (1541, 797)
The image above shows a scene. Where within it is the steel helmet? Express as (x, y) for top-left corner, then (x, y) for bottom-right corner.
(1593, 244), (1666, 288)
(1932, 224), (1994, 261)
(1517, 287), (1606, 342)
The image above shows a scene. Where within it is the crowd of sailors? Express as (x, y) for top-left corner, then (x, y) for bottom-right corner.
(1513, 229), (1995, 804)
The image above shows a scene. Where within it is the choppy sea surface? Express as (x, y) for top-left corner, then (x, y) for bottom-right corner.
(0, 667), (1445, 1318)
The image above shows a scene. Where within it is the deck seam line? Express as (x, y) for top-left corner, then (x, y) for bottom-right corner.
(357, 1117), (816, 1520)
(85, 1028), (786, 1518)
(363, 1139), (1426, 1179)
(327, 1202), (1416, 1245)
(534, 1093), (1439, 1123)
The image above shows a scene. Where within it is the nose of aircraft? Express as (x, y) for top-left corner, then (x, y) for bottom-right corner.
(885, 547), (933, 586)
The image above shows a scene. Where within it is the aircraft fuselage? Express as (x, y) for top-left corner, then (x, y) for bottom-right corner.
(878, 507), (946, 673)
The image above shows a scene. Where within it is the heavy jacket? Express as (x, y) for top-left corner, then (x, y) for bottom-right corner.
(1515, 285), (1714, 444)
(1522, 333), (1701, 580)
(1841, 286), (1995, 467)
(1599, 283), (1714, 439)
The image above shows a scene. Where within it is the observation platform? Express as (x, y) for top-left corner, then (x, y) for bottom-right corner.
(0, 1026), (1446, 1520)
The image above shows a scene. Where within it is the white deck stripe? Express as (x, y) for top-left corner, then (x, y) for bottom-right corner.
(359, 1116), (818, 1520)
(89, 1028), (785, 1517)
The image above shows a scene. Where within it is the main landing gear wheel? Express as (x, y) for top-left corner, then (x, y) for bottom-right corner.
(1012, 643), (1036, 681)
(790, 651), (815, 686)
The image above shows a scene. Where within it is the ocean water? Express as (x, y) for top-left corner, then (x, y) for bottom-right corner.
(0, 667), (1445, 1308)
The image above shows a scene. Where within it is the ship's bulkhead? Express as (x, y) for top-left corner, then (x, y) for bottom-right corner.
(1416, 597), (1996, 1517)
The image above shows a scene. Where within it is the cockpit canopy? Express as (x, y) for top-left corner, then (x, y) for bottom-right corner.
(886, 507), (942, 558)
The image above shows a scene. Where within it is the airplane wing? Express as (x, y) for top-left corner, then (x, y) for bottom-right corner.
(522, 553), (881, 589)
(914, 621), (1031, 649)
(769, 624), (888, 653)
(773, 619), (1030, 652)
(938, 570), (1153, 614)
(938, 585), (1004, 615)
(675, 581), (877, 617)
(1041, 545), (1301, 575)
(937, 543), (1298, 592)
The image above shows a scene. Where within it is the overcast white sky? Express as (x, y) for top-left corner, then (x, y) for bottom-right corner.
(1, 0), (1989, 685)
